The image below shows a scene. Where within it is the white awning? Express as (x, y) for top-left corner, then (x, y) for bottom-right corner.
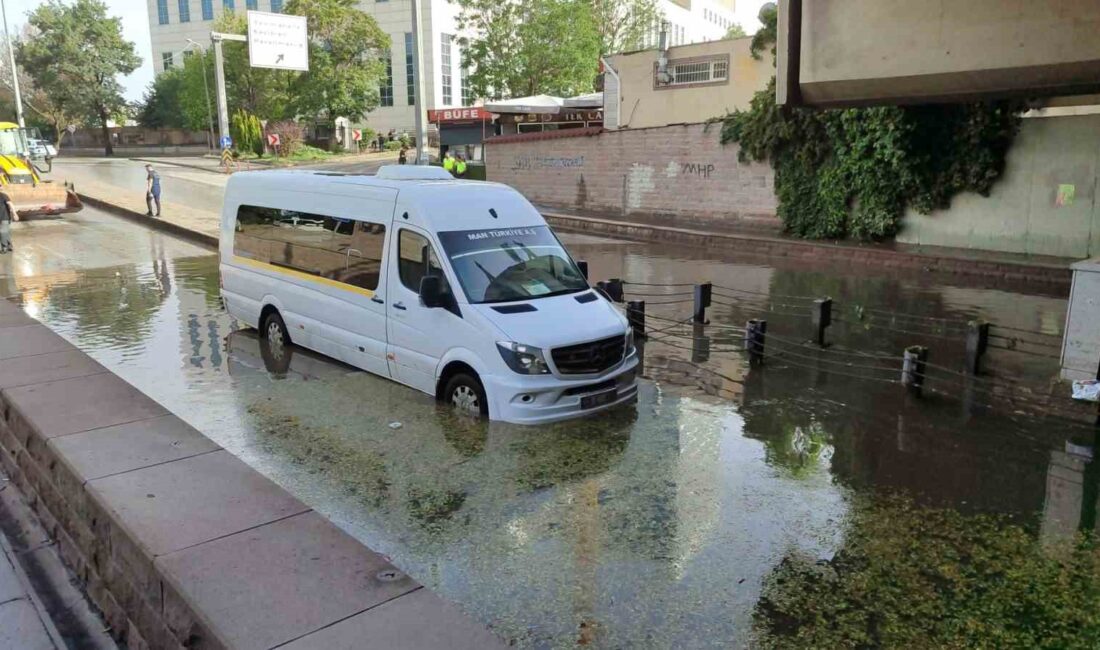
(483, 94), (564, 115)
(563, 92), (603, 108)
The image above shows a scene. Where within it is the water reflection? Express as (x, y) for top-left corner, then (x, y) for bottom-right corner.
(5, 216), (1098, 647)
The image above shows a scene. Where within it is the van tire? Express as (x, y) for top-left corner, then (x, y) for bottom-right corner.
(443, 372), (488, 418)
(261, 310), (291, 362)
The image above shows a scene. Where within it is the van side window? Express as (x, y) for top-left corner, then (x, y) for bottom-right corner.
(233, 205), (386, 292)
(398, 229), (444, 292)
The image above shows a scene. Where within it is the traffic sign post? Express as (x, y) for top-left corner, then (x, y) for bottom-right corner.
(351, 129), (361, 153)
(267, 132), (281, 161)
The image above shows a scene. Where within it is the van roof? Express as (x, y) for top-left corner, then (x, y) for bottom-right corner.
(225, 169), (545, 232)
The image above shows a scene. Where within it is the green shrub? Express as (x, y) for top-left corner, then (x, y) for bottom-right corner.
(230, 109), (264, 157)
(383, 140), (403, 151)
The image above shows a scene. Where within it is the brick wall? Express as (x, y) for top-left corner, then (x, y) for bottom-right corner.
(485, 123), (779, 231)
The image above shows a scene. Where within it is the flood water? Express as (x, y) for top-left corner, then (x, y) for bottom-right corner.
(1, 208), (1096, 648)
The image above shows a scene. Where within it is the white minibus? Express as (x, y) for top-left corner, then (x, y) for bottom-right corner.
(219, 165), (639, 424)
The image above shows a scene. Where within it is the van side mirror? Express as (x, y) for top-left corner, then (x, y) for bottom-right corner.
(419, 275), (447, 308)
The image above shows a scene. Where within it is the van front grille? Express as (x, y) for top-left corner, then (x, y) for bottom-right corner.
(552, 335), (625, 375)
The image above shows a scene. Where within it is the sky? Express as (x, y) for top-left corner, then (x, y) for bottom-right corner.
(5, 0), (153, 101)
(2, 0), (770, 103)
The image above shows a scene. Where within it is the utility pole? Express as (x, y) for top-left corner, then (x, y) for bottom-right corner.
(211, 32), (247, 147)
(1, 0), (24, 128)
(410, 0), (428, 164)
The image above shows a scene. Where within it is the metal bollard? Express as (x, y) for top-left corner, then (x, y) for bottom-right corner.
(901, 345), (929, 397)
(577, 260), (589, 281)
(965, 320), (989, 375)
(811, 297), (833, 347)
(691, 322), (710, 363)
(627, 300), (646, 339)
(606, 278), (624, 303)
(693, 282), (712, 324)
(744, 318), (767, 365)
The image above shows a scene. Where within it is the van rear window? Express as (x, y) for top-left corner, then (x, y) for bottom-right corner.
(233, 205), (386, 292)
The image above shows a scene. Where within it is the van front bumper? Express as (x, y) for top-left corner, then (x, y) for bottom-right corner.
(483, 355), (640, 425)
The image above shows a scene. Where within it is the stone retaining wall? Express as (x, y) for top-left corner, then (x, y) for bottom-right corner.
(485, 123), (781, 232)
(0, 300), (503, 649)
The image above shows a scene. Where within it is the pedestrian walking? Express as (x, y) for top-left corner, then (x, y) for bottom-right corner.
(398, 144), (408, 164)
(455, 154), (468, 178)
(443, 150), (455, 174)
(145, 164), (162, 217)
(0, 191), (17, 254)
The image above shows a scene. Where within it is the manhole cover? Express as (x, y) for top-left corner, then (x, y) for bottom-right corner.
(375, 569), (404, 582)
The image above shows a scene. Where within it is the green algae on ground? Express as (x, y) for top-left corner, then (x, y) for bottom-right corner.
(754, 493), (1100, 649)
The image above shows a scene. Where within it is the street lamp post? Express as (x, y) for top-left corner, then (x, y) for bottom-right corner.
(409, 0), (428, 164)
(1, 0), (24, 128)
(185, 39), (216, 151)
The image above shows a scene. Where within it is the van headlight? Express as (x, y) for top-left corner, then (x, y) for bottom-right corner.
(625, 328), (636, 357)
(497, 341), (551, 375)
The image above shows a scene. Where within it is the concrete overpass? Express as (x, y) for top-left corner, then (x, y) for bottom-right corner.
(776, 0), (1100, 107)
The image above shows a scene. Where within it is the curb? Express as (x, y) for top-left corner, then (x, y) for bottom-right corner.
(129, 157), (231, 175)
(543, 211), (1073, 288)
(78, 194), (218, 250)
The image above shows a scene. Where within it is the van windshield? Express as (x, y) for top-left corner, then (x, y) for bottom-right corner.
(438, 226), (588, 304)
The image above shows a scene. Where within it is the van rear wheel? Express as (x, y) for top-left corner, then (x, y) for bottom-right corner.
(261, 310), (290, 363)
(443, 372), (488, 418)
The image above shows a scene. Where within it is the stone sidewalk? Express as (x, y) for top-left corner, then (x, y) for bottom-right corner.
(0, 517), (64, 650)
(0, 298), (507, 649)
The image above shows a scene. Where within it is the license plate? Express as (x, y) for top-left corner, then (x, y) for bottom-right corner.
(580, 389), (617, 409)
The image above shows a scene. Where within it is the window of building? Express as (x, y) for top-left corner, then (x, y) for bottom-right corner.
(223, 0), (234, 12)
(178, 0), (190, 22)
(233, 205), (387, 292)
(202, 0), (214, 19)
(183, 49), (195, 60)
(380, 50), (394, 107)
(398, 229), (444, 292)
(661, 56), (730, 86)
(162, 52), (173, 69)
(157, 0), (169, 24)
(440, 33), (453, 106)
(461, 64), (472, 106)
(269, 0), (282, 11)
(405, 33), (416, 105)
(246, 0), (257, 9)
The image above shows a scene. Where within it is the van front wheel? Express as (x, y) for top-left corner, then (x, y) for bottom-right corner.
(261, 310), (291, 361)
(443, 373), (488, 418)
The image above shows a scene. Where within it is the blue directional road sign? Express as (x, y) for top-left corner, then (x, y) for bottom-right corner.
(220, 135), (233, 149)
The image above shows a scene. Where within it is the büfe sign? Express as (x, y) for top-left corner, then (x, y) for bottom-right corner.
(247, 11), (309, 71)
(428, 107), (491, 123)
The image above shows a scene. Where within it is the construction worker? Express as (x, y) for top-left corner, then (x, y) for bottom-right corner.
(442, 150), (455, 174)
(0, 190), (16, 254)
(455, 154), (468, 178)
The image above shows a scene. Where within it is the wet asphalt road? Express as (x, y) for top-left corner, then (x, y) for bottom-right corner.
(0, 206), (1092, 648)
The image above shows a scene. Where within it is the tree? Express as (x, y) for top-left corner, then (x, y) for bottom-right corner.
(18, 0), (139, 156)
(136, 52), (215, 136)
(725, 23), (747, 39)
(0, 35), (75, 147)
(456, 0), (600, 100)
(137, 68), (186, 128)
(285, 0), (390, 125)
(591, 0), (660, 55)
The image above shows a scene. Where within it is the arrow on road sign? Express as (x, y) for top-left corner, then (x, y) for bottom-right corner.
(267, 133), (281, 147)
(352, 129), (362, 141)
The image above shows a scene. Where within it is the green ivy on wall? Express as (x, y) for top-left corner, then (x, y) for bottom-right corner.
(719, 80), (1026, 240)
(719, 8), (1027, 241)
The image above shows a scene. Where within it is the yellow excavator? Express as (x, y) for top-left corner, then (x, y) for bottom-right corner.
(0, 121), (81, 218)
